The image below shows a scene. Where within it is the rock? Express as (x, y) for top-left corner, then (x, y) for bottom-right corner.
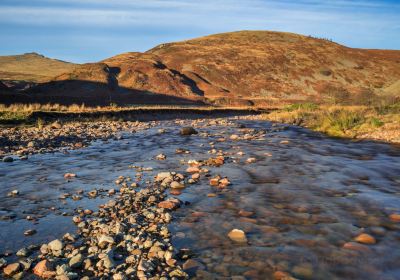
(246, 157), (256, 163)
(354, 233), (376, 244)
(69, 253), (83, 268)
(24, 229), (37, 236)
(64, 173), (76, 179)
(156, 154), (166, 160)
(16, 247), (30, 257)
(48, 239), (63, 251)
(343, 242), (371, 252)
(274, 271), (296, 280)
(389, 213), (400, 222)
(27, 141), (35, 148)
(230, 134), (239, 140)
(158, 199), (180, 210)
(170, 181), (184, 189)
(186, 166), (200, 173)
(228, 229), (247, 243)
(3, 263), (21, 276)
(50, 121), (62, 129)
(8, 189), (19, 196)
(292, 263), (313, 279)
(33, 260), (54, 278)
(2, 156), (14, 163)
(183, 259), (204, 271)
(180, 127), (198, 135)
(0, 258), (7, 269)
(98, 235), (114, 248)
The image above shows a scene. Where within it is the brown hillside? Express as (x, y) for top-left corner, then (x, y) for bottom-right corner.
(1, 31), (399, 106)
(148, 31), (400, 105)
(0, 52), (77, 82)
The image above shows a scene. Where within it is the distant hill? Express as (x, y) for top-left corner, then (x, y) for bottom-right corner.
(1, 31), (399, 106)
(0, 52), (77, 82)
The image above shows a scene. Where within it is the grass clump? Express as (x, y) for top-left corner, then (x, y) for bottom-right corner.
(284, 102), (319, 112)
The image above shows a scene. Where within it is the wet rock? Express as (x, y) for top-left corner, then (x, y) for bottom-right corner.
(98, 235), (114, 248)
(69, 253), (83, 268)
(228, 229), (247, 243)
(64, 173), (76, 179)
(3, 263), (21, 276)
(24, 229), (37, 236)
(354, 233), (376, 244)
(16, 247), (31, 257)
(7, 189), (19, 196)
(180, 127), (198, 135)
(156, 153), (166, 160)
(343, 242), (371, 252)
(230, 134), (239, 140)
(170, 181), (185, 189)
(183, 259), (204, 271)
(2, 156), (14, 163)
(33, 260), (55, 278)
(158, 198), (180, 210)
(48, 239), (63, 256)
(0, 258), (7, 269)
(246, 157), (256, 163)
(389, 213), (400, 222)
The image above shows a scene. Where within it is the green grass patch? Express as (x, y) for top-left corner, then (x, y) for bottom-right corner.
(284, 102), (319, 112)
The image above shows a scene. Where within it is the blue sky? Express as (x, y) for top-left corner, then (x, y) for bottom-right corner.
(0, 0), (399, 63)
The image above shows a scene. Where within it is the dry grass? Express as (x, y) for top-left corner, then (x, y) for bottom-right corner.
(0, 103), (260, 123)
(262, 103), (400, 142)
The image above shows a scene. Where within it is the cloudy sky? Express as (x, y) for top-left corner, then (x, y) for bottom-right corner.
(1, 0), (399, 63)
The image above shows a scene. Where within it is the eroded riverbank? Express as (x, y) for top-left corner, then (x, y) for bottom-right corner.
(1, 117), (400, 279)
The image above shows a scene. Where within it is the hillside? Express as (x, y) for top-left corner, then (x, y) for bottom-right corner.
(1, 31), (399, 106)
(0, 52), (77, 82)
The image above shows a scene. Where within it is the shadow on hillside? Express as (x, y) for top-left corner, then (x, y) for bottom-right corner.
(0, 79), (205, 106)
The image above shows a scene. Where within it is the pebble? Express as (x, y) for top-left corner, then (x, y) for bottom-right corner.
(180, 127), (198, 135)
(228, 229), (248, 243)
(389, 213), (400, 222)
(3, 263), (21, 276)
(24, 229), (37, 236)
(2, 156), (14, 163)
(354, 233), (376, 244)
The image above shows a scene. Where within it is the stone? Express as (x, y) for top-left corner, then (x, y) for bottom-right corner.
(343, 242), (371, 252)
(0, 258), (7, 269)
(3, 156), (14, 163)
(24, 229), (37, 236)
(389, 213), (400, 222)
(3, 263), (21, 276)
(246, 157), (257, 163)
(354, 233), (376, 244)
(69, 254), (83, 268)
(64, 173), (76, 179)
(158, 198), (180, 210)
(183, 259), (204, 271)
(180, 127), (198, 135)
(16, 247), (30, 257)
(228, 229), (247, 243)
(50, 121), (62, 129)
(230, 134), (239, 140)
(48, 239), (63, 252)
(33, 260), (54, 277)
(156, 154), (166, 160)
(170, 181), (184, 189)
(98, 235), (114, 248)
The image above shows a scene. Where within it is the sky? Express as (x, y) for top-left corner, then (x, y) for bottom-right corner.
(0, 0), (399, 63)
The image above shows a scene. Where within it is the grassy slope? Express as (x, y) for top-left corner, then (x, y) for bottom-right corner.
(261, 103), (400, 143)
(0, 53), (77, 82)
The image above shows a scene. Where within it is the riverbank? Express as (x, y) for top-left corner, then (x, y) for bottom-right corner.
(259, 103), (400, 144)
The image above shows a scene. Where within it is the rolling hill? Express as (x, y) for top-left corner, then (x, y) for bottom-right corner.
(1, 31), (399, 106)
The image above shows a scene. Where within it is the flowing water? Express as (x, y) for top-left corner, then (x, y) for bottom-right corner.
(1, 118), (400, 279)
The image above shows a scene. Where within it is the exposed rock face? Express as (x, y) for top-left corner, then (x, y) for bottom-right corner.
(1, 31), (400, 106)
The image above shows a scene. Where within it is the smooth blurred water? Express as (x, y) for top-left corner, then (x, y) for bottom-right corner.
(1, 118), (399, 279)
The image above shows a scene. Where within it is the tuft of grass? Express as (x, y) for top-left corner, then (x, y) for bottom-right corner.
(319, 109), (364, 136)
(284, 102), (319, 112)
(369, 117), (384, 128)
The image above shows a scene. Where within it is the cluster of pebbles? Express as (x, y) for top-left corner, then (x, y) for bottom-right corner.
(1, 171), (194, 279)
(0, 120), (153, 160)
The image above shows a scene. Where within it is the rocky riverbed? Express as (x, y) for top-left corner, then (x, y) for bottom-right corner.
(1, 117), (400, 279)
